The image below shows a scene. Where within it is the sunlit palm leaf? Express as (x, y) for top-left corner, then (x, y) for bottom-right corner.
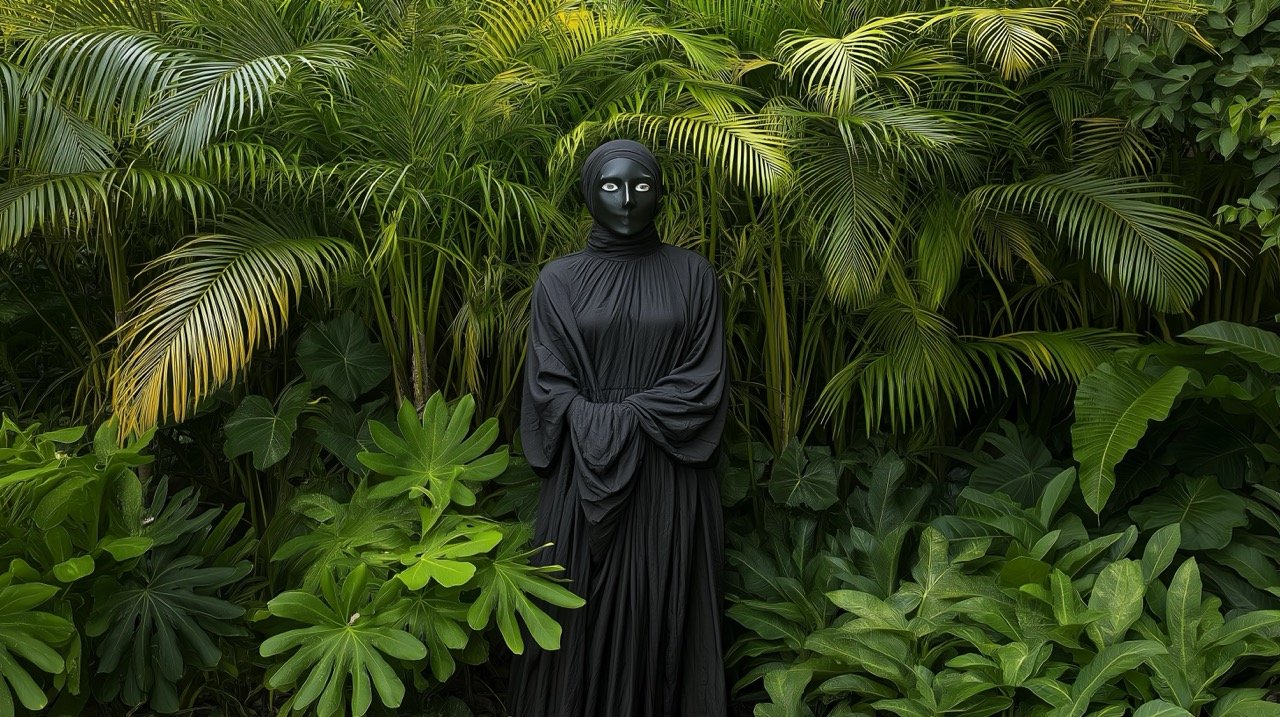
(111, 214), (353, 434)
(969, 328), (1134, 384)
(927, 7), (1078, 81)
(967, 170), (1237, 312)
(0, 0), (165, 35)
(778, 15), (926, 112)
(616, 109), (791, 195)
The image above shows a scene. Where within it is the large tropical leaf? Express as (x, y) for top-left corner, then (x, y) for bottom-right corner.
(464, 525), (586, 654)
(1072, 362), (1189, 513)
(222, 382), (312, 470)
(1181, 321), (1280, 373)
(768, 438), (840, 510)
(109, 214), (353, 435)
(0, 576), (74, 717)
(297, 312), (392, 401)
(1129, 477), (1248, 551)
(86, 545), (250, 713)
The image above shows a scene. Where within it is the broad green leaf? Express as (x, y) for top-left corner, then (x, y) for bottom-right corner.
(1205, 610), (1280, 647)
(1142, 524), (1182, 583)
(0, 579), (74, 714)
(1181, 321), (1280, 373)
(1053, 640), (1167, 717)
(969, 420), (1063, 507)
(1038, 467), (1076, 528)
(1165, 559), (1202, 681)
(1130, 478), (1247, 550)
(297, 312), (391, 401)
(465, 528), (584, 655)
(97, 537), (155, 561)
(1133, 700), (1193, 717)
(754, 666), (813, 717)
(769, 438), (840, 510)
(90, 551), (250, 712)
(805, 626), (912, 685)
(1212, 688), (1280, 716)
(1086, 559), (1144, 648)
(1073, 363), (1189, 513)
(51, 555), (94, 583)
(995, 641), (1049, 686)
(396, 516), (502, 590)
(723, 441), (770, 507)
(223, 382), (312, 470)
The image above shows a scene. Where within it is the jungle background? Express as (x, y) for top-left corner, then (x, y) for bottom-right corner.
(2, 0), (1280, 714)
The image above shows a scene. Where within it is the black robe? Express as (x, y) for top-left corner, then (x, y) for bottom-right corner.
(510, 235), (728, 717)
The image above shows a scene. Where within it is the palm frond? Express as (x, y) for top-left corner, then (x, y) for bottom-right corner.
(818, 298), (988, 432)
(790, 131), (901, 308)
(778, 15), (927, 112)
(0, 173), (108, 250)
(141, 43), (356, 163)
(1, 59), (114, 174)
(21, 30), (179, 132)
(0, 0), (165, 36)
(967, 328), (1134, 385)
(102, 166), (221, 219)
(1074, 117), (1160, 177)
(926, 7), (1078, 81)
(615, 109), (791, 195)
(109, 214), (353, 435)
(966, 170), (1239, 312)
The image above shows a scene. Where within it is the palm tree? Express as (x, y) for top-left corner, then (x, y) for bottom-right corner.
(1, 0), (1245, 453)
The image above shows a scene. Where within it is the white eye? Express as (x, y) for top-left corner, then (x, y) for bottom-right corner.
(636, 182), (651, 192)
(601, 182), (618, 191)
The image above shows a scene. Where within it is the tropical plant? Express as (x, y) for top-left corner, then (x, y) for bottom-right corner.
(258, 390), (583, 715)
(0, 415), (257, 714)
(738, 453), (1280, 716)
(0, 574), (74, 717)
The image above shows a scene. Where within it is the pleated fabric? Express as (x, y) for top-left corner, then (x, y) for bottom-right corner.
(509, 225), (729, 715)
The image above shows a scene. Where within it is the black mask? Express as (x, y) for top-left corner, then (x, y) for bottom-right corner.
(588, 157), (659, 235)
(579, 140), (665, 260)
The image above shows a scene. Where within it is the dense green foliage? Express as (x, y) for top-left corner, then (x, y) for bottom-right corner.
(2, 0), (1279, 713)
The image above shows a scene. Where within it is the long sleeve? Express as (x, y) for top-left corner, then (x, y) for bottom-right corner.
(621, 262), (727, 466)
(519, 275), (581, 476)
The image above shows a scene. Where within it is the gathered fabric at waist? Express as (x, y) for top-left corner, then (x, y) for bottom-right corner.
(585, 385), (651, 402)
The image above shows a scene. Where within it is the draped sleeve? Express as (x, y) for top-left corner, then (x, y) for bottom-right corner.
(519, 273), (581, 477)
(620, 261), (727, 466)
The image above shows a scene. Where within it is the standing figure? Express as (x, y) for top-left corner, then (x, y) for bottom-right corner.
(509, 139), (729, 716)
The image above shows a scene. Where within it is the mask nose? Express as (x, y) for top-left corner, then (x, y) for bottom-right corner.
(622, 184), (634, 209)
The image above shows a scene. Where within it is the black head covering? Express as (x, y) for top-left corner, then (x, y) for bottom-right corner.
(579, 139), (664, 260)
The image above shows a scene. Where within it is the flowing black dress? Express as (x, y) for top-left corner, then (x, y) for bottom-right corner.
(510, 228), (728, 717)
